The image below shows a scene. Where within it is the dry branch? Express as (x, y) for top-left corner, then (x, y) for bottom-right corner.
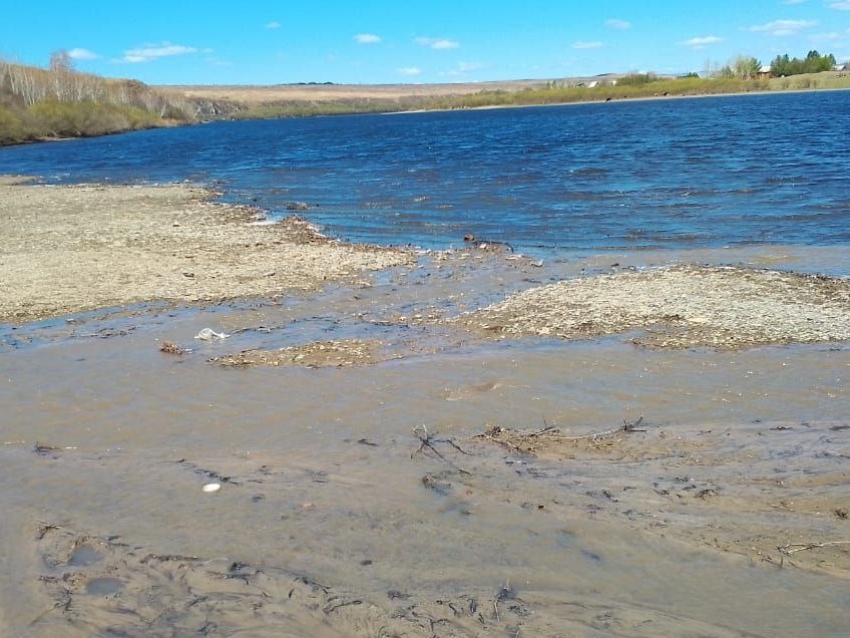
(557, 415), (646, 440)
(778, 540), (850, 555)
(411, 425), (471, 475)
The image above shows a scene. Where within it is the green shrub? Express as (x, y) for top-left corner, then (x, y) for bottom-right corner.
(24, 100), (164, 139)
(617, 73), (659, 86)
(0, 104), (27, 144)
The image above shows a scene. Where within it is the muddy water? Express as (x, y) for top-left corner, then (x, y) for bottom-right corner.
(3, 250), (850, 636)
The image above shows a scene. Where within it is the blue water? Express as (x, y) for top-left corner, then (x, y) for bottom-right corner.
(2, 91), (849, 256)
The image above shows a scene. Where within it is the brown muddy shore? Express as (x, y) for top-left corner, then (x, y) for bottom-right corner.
(2, 178), (850, 636)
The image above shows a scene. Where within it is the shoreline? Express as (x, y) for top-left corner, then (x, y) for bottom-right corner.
(0, 177), (412, 324)
(3, 81), (848, 150)
(3, 176), (850, 353)
(379, 85), (850, 120)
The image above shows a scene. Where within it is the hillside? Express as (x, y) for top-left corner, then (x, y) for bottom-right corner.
(2, 53), (850, 146)
(0, 57), (194, 145)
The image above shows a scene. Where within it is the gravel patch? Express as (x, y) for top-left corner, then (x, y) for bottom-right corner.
(0, 178), (412, 323)
(456, 264), (850, 349)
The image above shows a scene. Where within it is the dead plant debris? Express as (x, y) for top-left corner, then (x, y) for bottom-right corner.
(209, 339), (390, 368)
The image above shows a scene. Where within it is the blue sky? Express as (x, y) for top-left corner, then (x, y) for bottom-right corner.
(2, 1), (850, 85)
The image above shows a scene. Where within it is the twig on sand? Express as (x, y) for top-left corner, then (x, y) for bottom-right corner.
(493, 580), (516, 623)
(323, 596), (363, 614)
(559, 415), (646, 440)
(479, 428), (526, 455)
(28, 589), (71, 627)
(411, 425), (471, 475)
(778, 540), (850, 555)
(35, 522), (61, 540)
(527, 417), (557, 437)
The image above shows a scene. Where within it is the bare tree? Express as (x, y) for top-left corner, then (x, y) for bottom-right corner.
(10, 64), (47, 106)
(732, 55), (761, 80)
(49, 49), (75, 101)
(0, 57), (9, 92)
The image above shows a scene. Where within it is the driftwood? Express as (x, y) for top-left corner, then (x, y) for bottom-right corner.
(778, 540), (850, 555)
(556, 415), (646, 440)
(411, 425), (471, 475)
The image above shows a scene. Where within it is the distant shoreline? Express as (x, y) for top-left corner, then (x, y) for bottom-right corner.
(386, 86), (808, 114)
(2, 72), (846, 148)
(156, 70), (850, 121)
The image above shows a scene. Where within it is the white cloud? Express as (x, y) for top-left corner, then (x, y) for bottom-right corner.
(266, 21), (281, 29)
(828, 1), (850, 9)
(748, 19), (817, 36)
(354, 33), (381, 44)
(457, 61), (483, 72)
(811, 31), (841, 41)
(68, 48), (98, 61)
(605, 18), (632, 30)
(573, 40), (604, 49)
(415, 37), (460, 50)
(443, 61), (485, 77)
(679, 35), (723, 48)
(122, 43), (198, 63)
(397, 66), (422, 76)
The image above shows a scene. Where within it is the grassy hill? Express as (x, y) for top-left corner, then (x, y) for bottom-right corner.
(0, 58), (194, 145)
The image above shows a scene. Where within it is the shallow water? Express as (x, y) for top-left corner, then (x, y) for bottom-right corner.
(3, 250), (850, 636)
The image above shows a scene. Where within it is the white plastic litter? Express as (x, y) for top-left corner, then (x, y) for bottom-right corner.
(194, 328), (230, 341)
(202, 482), (221, 493)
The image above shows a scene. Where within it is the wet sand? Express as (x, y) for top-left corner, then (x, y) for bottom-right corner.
(3, 179), (850, 636)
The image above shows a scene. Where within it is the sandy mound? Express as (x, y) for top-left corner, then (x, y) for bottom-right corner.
(456, 264), (850, 349)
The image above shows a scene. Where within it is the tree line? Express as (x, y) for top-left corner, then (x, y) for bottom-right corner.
(0, 51), (195, 145)
(770, 50), (837, 76)
(713, 50), (840, 79)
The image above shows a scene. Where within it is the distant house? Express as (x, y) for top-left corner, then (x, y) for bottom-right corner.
(757, 65), (772, 79)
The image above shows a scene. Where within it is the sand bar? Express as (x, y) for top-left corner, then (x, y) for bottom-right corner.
(0, 176), (412, 323)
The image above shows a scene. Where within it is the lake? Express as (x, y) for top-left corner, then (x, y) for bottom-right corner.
(2, 90), (849, 259)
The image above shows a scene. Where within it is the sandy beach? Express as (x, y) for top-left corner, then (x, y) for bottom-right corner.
(3, 178), (850, 636)
(0, 176), (411, 324)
